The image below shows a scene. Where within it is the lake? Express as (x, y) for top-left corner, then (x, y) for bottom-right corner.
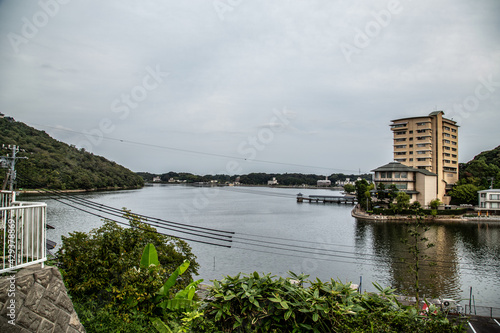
(20, 184), (500, 309)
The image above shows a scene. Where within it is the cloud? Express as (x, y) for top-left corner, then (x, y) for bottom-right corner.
(0, 0), (499, 174)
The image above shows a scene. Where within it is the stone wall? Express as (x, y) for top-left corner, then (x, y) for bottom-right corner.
(0, 264), (85, 332)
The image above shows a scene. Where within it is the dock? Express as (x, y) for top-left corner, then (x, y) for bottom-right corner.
(297, 194), (356, 204)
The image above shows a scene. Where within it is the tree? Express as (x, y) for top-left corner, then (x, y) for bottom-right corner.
(355, 179), (372, 210)
(343, 184), (355, 194)
(395, 191), (410, 213)
(376, 183), (387, 204)
(449, 184), (479, 205)
(57, 210), (199, 301)
(388, 184), (399, 204)
(401, 210), (435, 308)
(429, 198), (442, 210)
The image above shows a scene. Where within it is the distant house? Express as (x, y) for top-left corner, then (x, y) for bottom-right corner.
(317, 176), (331, 187)
(371, 161), (437, 207)
(335, 177), (361, 187)
(152, 176), (161, 182)
(477, 189), (500, 214)
(268, 177), (278, 186)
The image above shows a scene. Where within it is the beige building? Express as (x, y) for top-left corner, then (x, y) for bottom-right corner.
(372, 162), (437, 206)
(390, 111), (458, 204)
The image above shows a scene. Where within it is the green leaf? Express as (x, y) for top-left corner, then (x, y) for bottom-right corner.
(280, 301), (289, 309)
(312, 312), (319, 322)
(140, 243), (159, 268)
(284, 309), (293, 320)
(150, 317), (173, 333)
(158, 260), (190, 296)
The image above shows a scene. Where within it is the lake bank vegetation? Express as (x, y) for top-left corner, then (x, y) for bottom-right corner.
(0, 118), (144, 190)
(138, 171), (371, 187)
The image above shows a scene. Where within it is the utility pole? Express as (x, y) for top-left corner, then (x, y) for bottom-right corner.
(0, 145), (28, 191)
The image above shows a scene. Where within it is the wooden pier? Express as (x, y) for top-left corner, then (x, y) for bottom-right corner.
(297, 194), (356, 204)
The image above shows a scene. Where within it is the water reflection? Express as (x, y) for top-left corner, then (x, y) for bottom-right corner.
(354, 219), (500, 300)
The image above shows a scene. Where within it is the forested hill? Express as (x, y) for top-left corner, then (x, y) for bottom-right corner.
(0, 118), (144, 190)
(459, 145), (500, 188)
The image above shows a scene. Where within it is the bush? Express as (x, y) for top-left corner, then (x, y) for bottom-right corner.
(56, 209), (199, 302)
(203, 272), (466, 332)
(372, 208), (467, 216)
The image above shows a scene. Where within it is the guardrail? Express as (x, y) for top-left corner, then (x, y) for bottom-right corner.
(464, 305), (500, 318)
(1, 201), (47, 274)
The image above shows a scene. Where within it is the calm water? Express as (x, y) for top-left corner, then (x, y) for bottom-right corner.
(20, 185), (500, 308)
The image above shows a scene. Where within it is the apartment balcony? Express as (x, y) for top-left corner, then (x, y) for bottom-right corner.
(390, 122), (408, 131)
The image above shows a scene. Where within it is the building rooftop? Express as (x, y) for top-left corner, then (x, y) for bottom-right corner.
(390, 111), (458, 126)
(371, 162), (437, 176)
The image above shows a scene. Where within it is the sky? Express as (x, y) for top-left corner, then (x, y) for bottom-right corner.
(0, 0), (499, 176)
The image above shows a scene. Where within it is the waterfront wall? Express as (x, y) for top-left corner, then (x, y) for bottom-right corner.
(351, 205), (500, 224)
(0, 264), (85, 332)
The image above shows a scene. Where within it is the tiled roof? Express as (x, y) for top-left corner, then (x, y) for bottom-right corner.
(371, 162), (437, 176)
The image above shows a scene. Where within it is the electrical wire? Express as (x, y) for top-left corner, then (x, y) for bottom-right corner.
(17, 175), (499, 272)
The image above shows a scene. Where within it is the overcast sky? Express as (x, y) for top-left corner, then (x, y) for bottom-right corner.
(1, 0), (499, 175)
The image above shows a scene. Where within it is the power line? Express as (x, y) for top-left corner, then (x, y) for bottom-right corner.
(17, 176), (497, 271)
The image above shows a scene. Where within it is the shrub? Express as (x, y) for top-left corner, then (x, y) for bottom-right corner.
(56, 209), (199, 302)
(203, 272), (466, 332)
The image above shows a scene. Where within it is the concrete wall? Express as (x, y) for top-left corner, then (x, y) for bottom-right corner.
(0, 264), (85, 332)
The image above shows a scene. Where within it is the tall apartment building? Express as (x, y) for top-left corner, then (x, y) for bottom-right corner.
(390, 111), (459, 204)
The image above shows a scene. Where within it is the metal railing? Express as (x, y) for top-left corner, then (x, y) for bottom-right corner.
(1, 195), (47, 274)
(464, 305), (500, 318)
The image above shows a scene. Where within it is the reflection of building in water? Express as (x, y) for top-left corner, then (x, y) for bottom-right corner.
(355, 220), (461, 299)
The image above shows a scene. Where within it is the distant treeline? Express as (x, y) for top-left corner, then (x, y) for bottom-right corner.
(137, 171), (371, 186)
(0, 118), (144, 190)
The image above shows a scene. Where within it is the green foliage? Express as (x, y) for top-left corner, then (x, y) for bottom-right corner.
(204, 272), (465, 332)
(373, 207), (467, 216)
(451, 145), (500, 204)
(448, 184), (479, 205)
(343, 184), (356, 194)
(410, 201), (422, 210)
(355, 179), (372, 210)
(395, 192), (411, 212)
(429, 198), (442, 210)
(0, 118), (144, 190)
(57, 210), (199, 302)
(73, 298), (152, 332)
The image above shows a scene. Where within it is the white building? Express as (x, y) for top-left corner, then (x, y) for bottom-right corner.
(268, 177), (279, 185)
(477, 189), (500, 214)
(335, 177), (361, 187)
(317, 176), (331, 187)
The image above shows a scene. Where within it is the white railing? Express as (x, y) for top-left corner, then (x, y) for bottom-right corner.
(1, 200), (47, 274)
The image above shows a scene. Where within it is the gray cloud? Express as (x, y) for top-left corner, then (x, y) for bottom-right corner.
(0, 0), (499, 174)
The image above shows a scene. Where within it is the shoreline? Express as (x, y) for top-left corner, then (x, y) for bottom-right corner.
(16, 185), (143, 195)
(351, 205), (500, 224)
(146, 182), (344, 190)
